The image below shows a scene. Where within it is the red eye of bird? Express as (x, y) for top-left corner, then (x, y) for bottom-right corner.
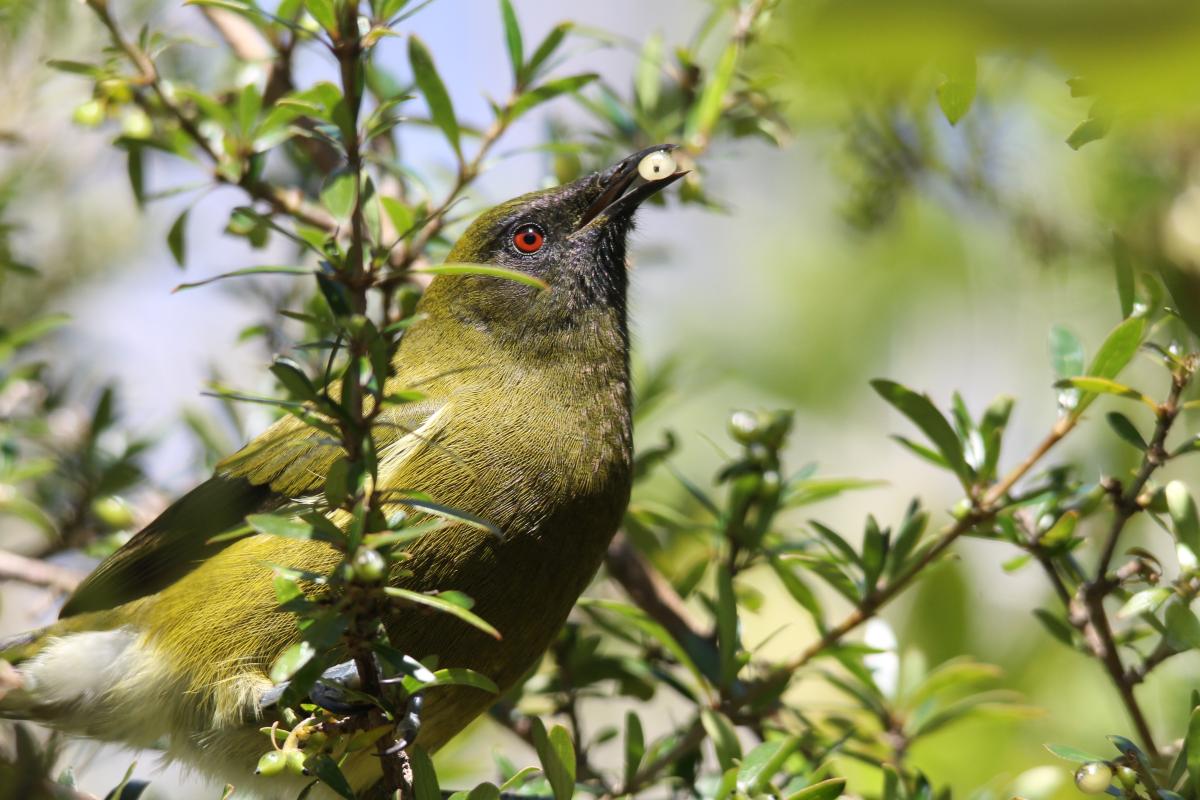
(512, 223), (545, 254)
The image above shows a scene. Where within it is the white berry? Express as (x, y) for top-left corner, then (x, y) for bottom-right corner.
(638, 150), (676, 181)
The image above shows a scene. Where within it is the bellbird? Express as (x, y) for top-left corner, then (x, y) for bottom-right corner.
(0, 145), (683, 796)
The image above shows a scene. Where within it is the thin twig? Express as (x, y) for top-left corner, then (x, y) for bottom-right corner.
(0, 550), (85, 594)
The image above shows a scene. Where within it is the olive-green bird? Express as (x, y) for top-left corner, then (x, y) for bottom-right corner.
(0, 145), (683, 797)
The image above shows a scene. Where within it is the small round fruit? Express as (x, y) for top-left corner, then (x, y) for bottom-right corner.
(728, 410), (761, 445)
(638, 150), (676, 181)
(1074, 762), (1113, 795)
(1115, 765), (1138, 790)
(285, 749), (310, 776)
(255, 750), (287, 777)
(352, 548), (387, 583)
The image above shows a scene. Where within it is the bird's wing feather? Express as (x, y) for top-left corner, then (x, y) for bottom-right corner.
(59, 399), (441, 618)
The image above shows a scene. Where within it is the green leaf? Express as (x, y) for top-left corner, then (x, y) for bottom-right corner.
(269, 640), (316, 683)
(1166, 600), (1200, 650)
(1106, 411), (1148, 450)
(1067, 115), (1110, 150)
(1044, 742), (1109, 763)
(531, 720), (576, 800)
(768, 555), (824, 623)
(1039, 510), (1079, 547)
(409, 746), (441, 800)
(381, 196), (415, 237)
(622, 712), (644, 789)
(936, 57), (976, 125)
(413, 261), (548, 290)
(167, 209), (188, 268)
(424, 667), (499, 694)
(715, 562), (739, 687)
(1117, 587), (1172, 619)
(871, 379), (970, 487)
(525, 23), (571, 83)
(270, 357), (319, 401)
(303, 0), (339, 35)
(786, 778), (847, 800)
(1088, 316), (1146, 379)
(236, 82), (262, 136)
(700, 709), (742, 771)
(1054, 377), (1155, 409)
(1168, 481), (1200, 560)
(508, 74), (598, 122)
(126, 145), (145, 207)
(578, 598), (709, 690)
(499, 0), (523, 85)
(1033, 608), (1074, 646)
(384, 587), (501, 639)
(320, 169), (357, 220)
(737, 736), (801, 794)
(1049, 325), (1085, 380)
(408, 35), (460, 157)
(1185, 706), (1200, 796)
(685, 43), (736, 144)
(305, 754), (354, 799)
(247, 513), (315, 539)
(1113, 234), (1136, 318)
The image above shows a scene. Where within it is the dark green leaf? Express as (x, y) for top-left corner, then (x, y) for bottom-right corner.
(247, 513), (315, 539)
(737, 736), (800, 794)
(1049, 325), (1085, 380)
(1113, 234), (1136, 318)
(409, 746), (441, 800)
(936, 57), (976, 125)
(1106, 412), (1148, 450)
(414, 261), (548, 290)
(525, 23), (571, 83)
(408, 36), (460, 157)
(871, 379), (970, 486)
(1168, 481), (1200, 561)
(167, 209), (188, 268)
(700, 709), (741, 771)
(531, 719), (576, 800)
(508, 74), (598, 122)
(173, 265), (311, 292)
(499, 0), (523, 85)
(623, 711), (644, 789)
(786, 778), (846, 800)
(384, 587), (500, 639)
(305, 754), (354, 799)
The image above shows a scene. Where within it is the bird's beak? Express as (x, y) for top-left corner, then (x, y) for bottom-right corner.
(576, 144), (686, 231)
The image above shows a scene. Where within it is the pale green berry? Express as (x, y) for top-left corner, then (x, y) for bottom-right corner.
(1074, 762), (1112, 795)
(255, 750), (287, 777)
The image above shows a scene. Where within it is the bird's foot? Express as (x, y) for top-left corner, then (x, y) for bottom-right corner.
(260, 653), (432, 751)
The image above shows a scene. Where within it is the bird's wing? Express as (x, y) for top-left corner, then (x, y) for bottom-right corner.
(59, 398), (443, 618)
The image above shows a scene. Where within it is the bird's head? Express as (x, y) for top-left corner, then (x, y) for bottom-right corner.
(421, 145), (684, 349)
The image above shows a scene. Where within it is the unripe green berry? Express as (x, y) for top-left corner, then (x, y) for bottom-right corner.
(255, 750), (286, 777)
(73, 99), (106, 128)
(1115, 765), (1138, 790)
(1074, 762), (1112, 795)
(285, 748), (309, 776)
(352, 548), (387, 583)
(728, 410), (760, 445)
(91, 496), (134, 528)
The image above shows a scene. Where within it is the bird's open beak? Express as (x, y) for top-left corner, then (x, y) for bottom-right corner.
(576, 144), (686, 231)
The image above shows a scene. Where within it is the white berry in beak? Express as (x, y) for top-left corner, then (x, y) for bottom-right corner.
(637, 150), (676, 181)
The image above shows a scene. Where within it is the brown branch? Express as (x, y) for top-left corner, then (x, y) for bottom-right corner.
(1067, 372), (1190, 761)
(198, 7), (271, 61)
(88, 2), (337, 231)
(605, 532), (709, 650)
(0, 550), (85, 594)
